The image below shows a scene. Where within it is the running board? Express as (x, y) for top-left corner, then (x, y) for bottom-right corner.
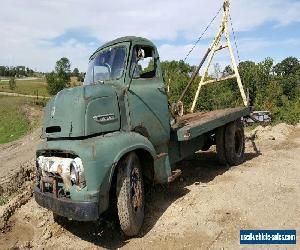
(168, 169), (182, 183)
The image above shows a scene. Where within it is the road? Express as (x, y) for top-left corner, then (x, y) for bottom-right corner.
(0, 91), (49, 99)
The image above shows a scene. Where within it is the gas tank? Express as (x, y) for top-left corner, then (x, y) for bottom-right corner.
(43, 84), (120, 139)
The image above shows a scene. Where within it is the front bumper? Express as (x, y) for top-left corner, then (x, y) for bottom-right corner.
(34, 187), (99, 221)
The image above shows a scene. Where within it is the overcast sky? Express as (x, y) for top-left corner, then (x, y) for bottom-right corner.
(1, 0), (300, 72)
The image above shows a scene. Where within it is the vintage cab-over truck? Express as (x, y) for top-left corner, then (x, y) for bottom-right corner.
(34, 36), (250, 236)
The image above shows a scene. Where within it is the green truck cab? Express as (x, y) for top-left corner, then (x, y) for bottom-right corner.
(34, 36), (250, 236)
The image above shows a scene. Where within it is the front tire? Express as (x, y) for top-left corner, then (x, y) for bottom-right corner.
(116, 152), (144, 236)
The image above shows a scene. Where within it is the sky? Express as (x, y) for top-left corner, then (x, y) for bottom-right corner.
(0, 0), (300, 72)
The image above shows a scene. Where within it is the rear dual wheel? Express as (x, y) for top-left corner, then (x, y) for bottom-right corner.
(216, 119), (245, 166)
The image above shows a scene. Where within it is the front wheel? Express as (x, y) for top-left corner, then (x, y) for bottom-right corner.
(116, 152), (144, 236)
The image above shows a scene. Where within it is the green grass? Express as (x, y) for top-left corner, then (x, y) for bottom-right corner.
(0, 195), (9, 206)
(0, 96), (42, 144)
(0, 78), (49, 97)
(0, 77), (81, 97)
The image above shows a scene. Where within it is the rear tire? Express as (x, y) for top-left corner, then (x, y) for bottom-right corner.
(116, 152), (144, 236)
(224, 119), (245, 165)
(53, 213), (68, 224)
(216, 126), (227, 165)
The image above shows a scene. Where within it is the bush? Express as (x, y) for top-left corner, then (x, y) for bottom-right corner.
(46, 72), (68, 95)
(9, 77), (16, 90)
(46, 57), (71, 95)
(276, 98), (300, 125)
(77, 74), (84, 83)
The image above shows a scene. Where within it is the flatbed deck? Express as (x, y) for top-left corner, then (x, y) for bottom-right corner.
(173, 107), (250, 141)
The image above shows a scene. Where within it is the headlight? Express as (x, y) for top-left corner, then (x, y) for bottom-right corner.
(36, 156), (44, 171)
(36, 155), (86, 189)
(36, 156), (43, 183)
(70, 162), (79, 185)
(70, 157), (86, 187)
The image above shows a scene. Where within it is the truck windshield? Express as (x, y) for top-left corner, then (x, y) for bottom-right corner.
(84, 46), (126, 85)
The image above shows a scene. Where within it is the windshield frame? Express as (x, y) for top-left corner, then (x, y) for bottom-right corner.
(84, 44), (128, 85)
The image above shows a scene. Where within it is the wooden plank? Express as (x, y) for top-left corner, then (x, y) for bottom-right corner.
(175, 107), (250, 141)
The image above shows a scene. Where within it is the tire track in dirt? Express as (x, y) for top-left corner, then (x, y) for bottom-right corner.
(0, 128), (42, 197)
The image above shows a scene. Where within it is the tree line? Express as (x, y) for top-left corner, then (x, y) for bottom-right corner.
(161, 56), (300, 124)
(0, 66), (35, 77)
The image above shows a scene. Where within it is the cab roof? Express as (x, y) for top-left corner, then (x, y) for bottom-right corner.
(90, 36), (155, 60)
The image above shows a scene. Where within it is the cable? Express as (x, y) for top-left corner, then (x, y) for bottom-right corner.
(170, 2), (225, 115)
(229, 12), (241, 63)
(183, 6), (223, 63)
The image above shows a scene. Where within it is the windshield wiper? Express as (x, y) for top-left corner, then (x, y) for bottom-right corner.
(95, 80), (105, 84)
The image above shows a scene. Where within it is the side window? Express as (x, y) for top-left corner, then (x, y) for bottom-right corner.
(131, 46), (156, 79)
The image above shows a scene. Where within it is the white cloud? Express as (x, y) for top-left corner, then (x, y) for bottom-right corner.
(157, 43), (239, 73)
(158, 43), (209, 63)
(158, 36), (300, 71)
(0, 0), (299, 71)
(238, 37), (300, 54)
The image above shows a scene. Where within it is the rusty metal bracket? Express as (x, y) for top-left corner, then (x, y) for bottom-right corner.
(168, 169), (182, 183)
(40, 176), (58, 197)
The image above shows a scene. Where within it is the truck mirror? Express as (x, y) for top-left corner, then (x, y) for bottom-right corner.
(137, 48), (145, 60)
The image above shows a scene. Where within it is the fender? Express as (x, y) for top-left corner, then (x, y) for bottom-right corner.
(90, 131), (158, 214)
(105, 132), (171, 185)
(107, 131), (157, 183)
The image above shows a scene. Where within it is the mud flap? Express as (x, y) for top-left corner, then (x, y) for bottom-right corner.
(154, 153), (172, 183)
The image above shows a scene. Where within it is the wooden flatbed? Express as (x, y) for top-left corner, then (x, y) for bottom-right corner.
(173, 106), (251, 141)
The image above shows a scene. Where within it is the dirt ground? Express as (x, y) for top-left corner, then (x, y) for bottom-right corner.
(0, 123), (299, 249)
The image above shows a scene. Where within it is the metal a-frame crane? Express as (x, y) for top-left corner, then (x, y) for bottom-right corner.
(174, 0), (248, 116)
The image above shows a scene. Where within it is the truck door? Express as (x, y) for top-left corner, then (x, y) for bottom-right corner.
(127, 45), (170, 149)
